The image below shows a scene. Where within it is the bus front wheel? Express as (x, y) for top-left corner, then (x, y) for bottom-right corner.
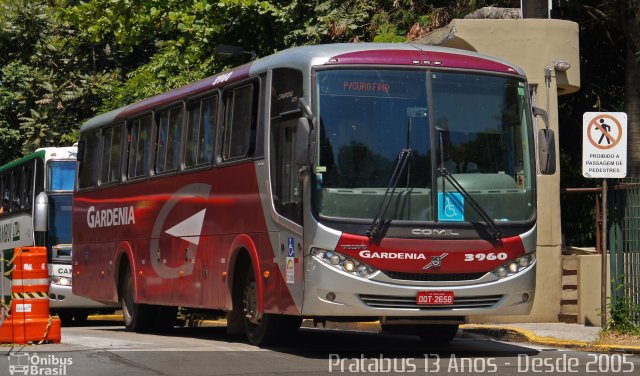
(241, 268), (301, 346)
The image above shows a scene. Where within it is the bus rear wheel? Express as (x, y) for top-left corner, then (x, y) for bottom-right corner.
(120, 266), (151, 332)
(241, 268), (301, 346)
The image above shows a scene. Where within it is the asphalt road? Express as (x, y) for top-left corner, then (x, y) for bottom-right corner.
(1, 322), (639, 375)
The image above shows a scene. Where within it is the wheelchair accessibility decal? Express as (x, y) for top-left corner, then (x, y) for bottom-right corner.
(438, 192), (464, 222)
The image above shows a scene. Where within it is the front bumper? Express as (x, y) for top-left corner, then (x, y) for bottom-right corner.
(302, 255), (535, 317)
(49, 284), (115, 309)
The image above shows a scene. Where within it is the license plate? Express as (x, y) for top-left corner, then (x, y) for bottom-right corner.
(416, 291), (454, 305)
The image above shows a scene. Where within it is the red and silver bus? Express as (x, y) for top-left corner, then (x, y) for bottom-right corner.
(73, 43), (553, 345)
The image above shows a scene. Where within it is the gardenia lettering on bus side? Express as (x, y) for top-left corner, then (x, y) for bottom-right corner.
(86, 206), (135, 229)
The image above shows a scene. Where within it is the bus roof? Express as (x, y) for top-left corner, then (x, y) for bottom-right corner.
(0, 150), (45, 173)
(0, 147), (77, 174)
(36, 147), (77, 162)
(80, 43), (525, 133)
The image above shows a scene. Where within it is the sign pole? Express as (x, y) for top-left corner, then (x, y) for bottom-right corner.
(582, 111), (626, 328)
(601, 178), (607, 328)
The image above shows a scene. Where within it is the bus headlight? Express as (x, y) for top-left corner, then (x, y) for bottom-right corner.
(50, 276), (72, 287)
(311, 248), (377, 278)
(491, 252), (535, 279)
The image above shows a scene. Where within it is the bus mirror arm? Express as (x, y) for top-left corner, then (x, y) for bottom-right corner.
(533, 107), (556, 175)
(297, 97), (313, 119)
(34, 192), (49, 232)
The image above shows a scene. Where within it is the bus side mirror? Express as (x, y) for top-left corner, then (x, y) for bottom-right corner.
(533, 107), (556, 175)
(538, 129), (556, 175)
(34, 192), (49, 232)
(295, 117), (310, 167)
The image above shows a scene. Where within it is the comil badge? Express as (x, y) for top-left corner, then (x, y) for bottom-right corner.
(582, 112), (627, 179)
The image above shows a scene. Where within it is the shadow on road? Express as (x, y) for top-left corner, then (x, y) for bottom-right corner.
(87, 324), (542, 358)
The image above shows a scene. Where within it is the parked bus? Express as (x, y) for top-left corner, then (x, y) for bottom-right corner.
(1, 147), (112, 324)
(72, 43), (554, 345)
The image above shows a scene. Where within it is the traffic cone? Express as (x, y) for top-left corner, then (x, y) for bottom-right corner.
(0, 247), (61, 344)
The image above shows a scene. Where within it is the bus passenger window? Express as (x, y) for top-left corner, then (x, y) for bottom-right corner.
(186, 95), (217, 168)
(22, 165), (33, 210)
(155, 106), (183, 174)
(78, 129), (100, 189)
(0, 175), (7, 215)
(127, 116), (151, 179)
(10, 170), (20, 211)
(223, 84), (256, 160)
(101, 124), (123, 184)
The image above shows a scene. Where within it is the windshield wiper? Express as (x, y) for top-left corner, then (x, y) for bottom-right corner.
(437, 167), (501, 238)
(367, 148), (412, 240)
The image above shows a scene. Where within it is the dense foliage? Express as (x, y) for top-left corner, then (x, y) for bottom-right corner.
(0, 0), (515, 159)
(0, 0), (638, 245)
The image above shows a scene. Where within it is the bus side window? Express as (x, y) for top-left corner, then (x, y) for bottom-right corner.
(185, 95), (218, 168)
(78, 129), (101, 189)
(270, 68), (303, 224)
(2, 173), (10, 214)
(0, 174), (6, 215)
(127, 116), (152, 179)
(222, 83), (257, 160)
(10, 170), (20, 212)
(101, 124), (123, 184)
(155, 106), (183, 174)
(22, 164), (33, 210)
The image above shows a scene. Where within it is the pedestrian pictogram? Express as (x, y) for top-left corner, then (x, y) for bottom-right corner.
(582, 112), (627, 179)
(586, 114), (623, 150)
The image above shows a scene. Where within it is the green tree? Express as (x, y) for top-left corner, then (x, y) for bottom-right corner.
(0, 0), (111, 163)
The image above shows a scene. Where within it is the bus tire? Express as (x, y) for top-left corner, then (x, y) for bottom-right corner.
(120, 266), (151, 332)
(58, 311), (74, 326)
(73, 310), (89, 323)
(241, 268), (301, 346)
(417, 324), (459, 344)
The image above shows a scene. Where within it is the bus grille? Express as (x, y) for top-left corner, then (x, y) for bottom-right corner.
(359, 294), (503, 310)
(381, 271), (487, 282)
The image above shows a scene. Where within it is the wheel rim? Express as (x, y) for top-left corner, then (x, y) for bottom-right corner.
(243, 277), (259, 325)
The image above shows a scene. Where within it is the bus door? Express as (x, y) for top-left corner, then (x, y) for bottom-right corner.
(269, 68), (305, 314)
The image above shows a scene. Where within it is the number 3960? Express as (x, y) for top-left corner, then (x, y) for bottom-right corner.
(464, 252), (508, 261)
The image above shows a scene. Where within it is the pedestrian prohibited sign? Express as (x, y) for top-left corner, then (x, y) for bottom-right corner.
(582, 112), (627, 178)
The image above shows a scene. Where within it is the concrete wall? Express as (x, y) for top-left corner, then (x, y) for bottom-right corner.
(415, 19), (580, 322)
(578, 255), (610, 326)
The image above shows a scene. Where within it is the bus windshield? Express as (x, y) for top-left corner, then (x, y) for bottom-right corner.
(48, 161), (76, 191)
(47, 160), (75, 262)
(49, 195), (72, 249)
(314, 69), (535, 224)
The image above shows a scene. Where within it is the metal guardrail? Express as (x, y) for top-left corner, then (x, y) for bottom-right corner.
(609, 178), (640, 324)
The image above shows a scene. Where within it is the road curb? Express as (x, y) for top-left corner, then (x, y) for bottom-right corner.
(462, 324), (640, 355)
(87, 314), (123, 321)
